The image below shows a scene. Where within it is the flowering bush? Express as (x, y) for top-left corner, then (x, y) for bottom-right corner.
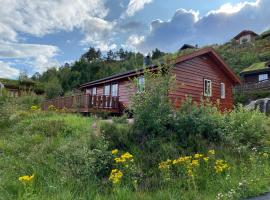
(158, 150), (230, 190)
(109, 149), (139, 188)
(30, 105), (39, 111)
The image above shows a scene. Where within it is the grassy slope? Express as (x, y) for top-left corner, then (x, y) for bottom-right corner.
(0, 111), (94, 199)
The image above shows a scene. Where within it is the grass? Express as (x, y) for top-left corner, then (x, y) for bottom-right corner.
(1, 100), (270, 199)
(241, 61), (267, 73)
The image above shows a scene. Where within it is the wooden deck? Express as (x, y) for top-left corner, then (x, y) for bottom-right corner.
(41, 94), (120, 113)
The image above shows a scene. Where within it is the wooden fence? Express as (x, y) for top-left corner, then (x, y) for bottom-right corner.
(41, 94), (120, 113)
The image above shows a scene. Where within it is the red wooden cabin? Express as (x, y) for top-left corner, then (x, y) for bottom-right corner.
(42, 48), (240, 113)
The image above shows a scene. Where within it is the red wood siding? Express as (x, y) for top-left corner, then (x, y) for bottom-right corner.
(118, 79), (136, 106)
(169, 55), (234, 111)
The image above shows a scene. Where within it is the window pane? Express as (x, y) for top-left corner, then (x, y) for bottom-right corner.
(86, 89), (91, 94)
(204, 79), (212, 97)
(259, 74), (268, 82)
(111, 84), (118, 96)
(221, 83), (225, 99)
(92, 87), (97, 95)
(104, 85), (110, 95)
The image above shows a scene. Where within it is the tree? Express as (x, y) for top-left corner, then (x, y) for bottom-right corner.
(45, 77), (63, 99)
(151, 48), (165, 60)
(106, 50), (115, 61)
(82, 47), (101, 62)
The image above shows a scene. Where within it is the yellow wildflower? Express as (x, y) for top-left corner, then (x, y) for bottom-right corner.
(203, 157), (209, 162)
(158, 159), (172, 170)
(194, 153), (203, 159)
(215, 160), (229, 173)
(111, 149), (118, 155)
(19, 174), (34, 183)
(109, 169), (123, 184)
(187, 169), (194, 177)
(208, 149), (215, 155)
(30, 105), (39, 111)
(191, 159), (199, 167)
(114, 157), (125, 163)
(121, 152), (133, 159)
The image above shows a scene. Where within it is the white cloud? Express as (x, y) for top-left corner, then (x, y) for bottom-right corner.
(0, 0), (108, 41)
(208, 0), (259, 15)
(0, 42), (59, 73)
(95, 42), (117, 52)
(135, 0), (270, 53)
(124, 0), (153, 17)
(0, 61), (20, 79)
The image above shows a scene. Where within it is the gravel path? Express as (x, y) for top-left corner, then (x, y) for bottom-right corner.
(246, 193), (270, 200)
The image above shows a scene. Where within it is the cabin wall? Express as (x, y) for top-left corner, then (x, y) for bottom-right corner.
(118, 79), (136, 106)
(169, 55), (234, 111)
(242, 72), (270, 84)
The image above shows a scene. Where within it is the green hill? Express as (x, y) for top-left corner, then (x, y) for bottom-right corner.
(216, 35), (270, 74)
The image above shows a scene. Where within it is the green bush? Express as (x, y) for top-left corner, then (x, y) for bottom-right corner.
(131, 68), (174, 142)
(224, 105), (270, 150)
(174, 99), (226, 152)
(100, 122), (132, 149)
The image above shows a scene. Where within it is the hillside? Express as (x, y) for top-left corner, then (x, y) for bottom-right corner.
(216, 35), (270, 74)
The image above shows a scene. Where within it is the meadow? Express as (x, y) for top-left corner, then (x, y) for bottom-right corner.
(1, 73), (270, 200)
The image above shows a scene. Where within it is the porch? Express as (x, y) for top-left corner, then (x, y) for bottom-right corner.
(234, 80), (270, 93)
(41, 94), (121, 113)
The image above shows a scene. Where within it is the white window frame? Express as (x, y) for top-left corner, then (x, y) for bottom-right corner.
(103, 84), (110, 96)
(259, 74), (268, 82)
(92, 87), (97, 95)
(137, 76), (145, 93)
(111, 83), (118, 97)
(204, 79), (212, 97)
(221, 82), (225, 99)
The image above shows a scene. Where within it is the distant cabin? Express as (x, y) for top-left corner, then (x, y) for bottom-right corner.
(179, 44), (197, 51)
(233, 30), (258, 44)
(240, 61), (270, 84)
(42, 48), (240, 113)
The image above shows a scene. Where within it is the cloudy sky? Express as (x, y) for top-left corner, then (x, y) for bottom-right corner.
(0, 0), (269, 79)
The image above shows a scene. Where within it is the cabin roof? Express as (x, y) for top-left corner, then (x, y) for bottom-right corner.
(80, 47), (240, 89)
(233, 30), (258, 40)
(240, 61), (270, 74)
(179, 44), (196, 51)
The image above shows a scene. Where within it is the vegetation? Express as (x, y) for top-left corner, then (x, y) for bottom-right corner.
(1, 70), (270, 199)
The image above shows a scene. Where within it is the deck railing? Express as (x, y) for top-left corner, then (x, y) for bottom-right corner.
(41, 94), (120, 113)
(234, 80), (270, 93)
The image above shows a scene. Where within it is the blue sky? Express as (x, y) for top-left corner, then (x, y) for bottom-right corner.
(0, 0), (269, 79)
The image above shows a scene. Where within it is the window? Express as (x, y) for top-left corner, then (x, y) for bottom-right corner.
(137, 76), (145, 93)
(92, 87), (97, 95)
(86, 89), (91, 94)
(111, 83), (118, 96)
(103, 85), (110, 95)
(204, 79), (212, 97)
(221, 83), (225, 99)
(259, 74), (268, 82)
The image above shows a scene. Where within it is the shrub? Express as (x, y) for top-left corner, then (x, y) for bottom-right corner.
(174, 99), (226, 152)
(223, 105), (270, 150)
(131, 67), (174, 142)
(100, 122), (132, 149)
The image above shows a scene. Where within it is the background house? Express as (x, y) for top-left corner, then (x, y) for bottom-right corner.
(240, 61), (270, 84)
(233, 30), (258, 44)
